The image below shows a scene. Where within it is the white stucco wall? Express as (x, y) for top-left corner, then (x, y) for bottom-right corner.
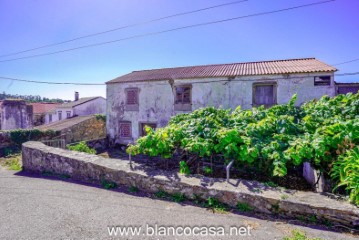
(73, 97), (106, 116)
(106, 72), (335, 144)
(44, 98), (106, 124)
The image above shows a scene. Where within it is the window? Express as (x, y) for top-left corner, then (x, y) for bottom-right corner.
(253, 83), (277, 107)
(314, 76), (331, 86)
(125, 88), (139, 111)
(49, 114), (52, 123)
(119, 122), (132, 138)
(66, 111), (71, 118)
(174, 85), (192, 111)
(58, 111), (62, 120)
(139, 122), (157, 136)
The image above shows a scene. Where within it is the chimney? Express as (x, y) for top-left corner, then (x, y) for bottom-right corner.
(75, 92), (79, 101)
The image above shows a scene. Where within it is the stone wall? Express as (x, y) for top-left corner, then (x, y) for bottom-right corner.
(60, 116), (106, 144)
(0, 99), (33, 130)
(0, 130), (60, 156)
(22, 141), (358, 227)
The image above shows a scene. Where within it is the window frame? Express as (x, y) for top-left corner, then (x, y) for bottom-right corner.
(58, 111), (62, 121)
(66, 111), (71, 118)
(174, 84), (192, 111)
(118, 121), (132, 139)
(252, 82), (277, 107)
(314, 76), (331, 86)
(125, 88), (139, 111)
(49, 114), (52, 123)
(139, 122), (157, 137)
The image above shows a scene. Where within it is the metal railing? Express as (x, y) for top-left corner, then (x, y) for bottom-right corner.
(41, 139), (66, 149)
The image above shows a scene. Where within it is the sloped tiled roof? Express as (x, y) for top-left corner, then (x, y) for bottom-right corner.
(35, 115), (94, 131)
(59, 97), (102, 108)
(30, 102), (61, 114)
(107, 58), (337, 84)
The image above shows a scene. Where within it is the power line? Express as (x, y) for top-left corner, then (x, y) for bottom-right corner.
(0, 0), (249, 58)
(1, 71), (358, 86)
(0, 76), (105, 85)
(332, 58), (359, 66)
(0, 0), (335, 63)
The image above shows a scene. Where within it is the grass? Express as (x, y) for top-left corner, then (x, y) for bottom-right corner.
(283, 229), (322, 240)
(128, 186), (139, 193)
(281, 194), (289, 200)
(171, 193), (186, 203)
(264, 181), (278, 188)
(236, 202), (253, 212)
(100, 179), (117, 189)
(206, 197), (228, 213)
(0, 154), (22, 171)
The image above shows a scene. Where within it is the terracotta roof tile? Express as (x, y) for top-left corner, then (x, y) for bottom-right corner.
(107, 58), (337, 84)
(30, 103), (61, 114)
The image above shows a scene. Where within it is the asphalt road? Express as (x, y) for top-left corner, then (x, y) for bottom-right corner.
(0, 167), (357, 240)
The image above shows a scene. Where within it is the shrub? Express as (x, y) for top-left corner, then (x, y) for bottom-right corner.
(331, 147), (359, 206)
(68, 142), (96, 154)
(126, 93), (359, 201)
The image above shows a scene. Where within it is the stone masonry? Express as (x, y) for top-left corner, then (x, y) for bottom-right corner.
(22, 141), (359, 227)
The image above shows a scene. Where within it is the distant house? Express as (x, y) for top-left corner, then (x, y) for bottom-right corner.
(0, 99), (33, 130)
(335, 82), (359, 95)
(30, 102), (61, 126)
(45, 92), (106, 124)
(106, 58), (336, 144)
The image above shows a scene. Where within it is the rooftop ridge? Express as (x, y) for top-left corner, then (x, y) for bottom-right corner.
(131, 57), (317, 73)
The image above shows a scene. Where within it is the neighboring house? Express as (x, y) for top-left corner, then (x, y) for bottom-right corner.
(0, 99), (33, 130)
(45, 93), (106, 124)
(106, 58), (337, 144)
(335, 82), (359, 95)
(30, 102), (61, 126)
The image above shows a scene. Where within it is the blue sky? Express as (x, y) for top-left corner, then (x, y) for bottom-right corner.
(0, 0), (358, 100)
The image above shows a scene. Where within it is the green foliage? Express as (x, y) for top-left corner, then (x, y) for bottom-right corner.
(171, 193), (186, 203)
(283, 229), (322, 240)
(128, 186), (139, 193)
(2, 147), (13, 157)
(179, 161), (190, 175)
(10, 129), (41, 146)
(68, 142), (96, 154)
(203, 166), (213, 175)
(95, 114), (106, 122)
(0, 91), (66, 103)
(128, 93), (359, 201)
(154, 190), (170, 199)
(6, 129), (59, 147)
(264, 181), (278, 188)
(1, 154), (22, 171)
(101, 179), (117, 189)
(236, 202), (253, 212)
(331, 147), (359, 206)
(206, 197), (228, 212)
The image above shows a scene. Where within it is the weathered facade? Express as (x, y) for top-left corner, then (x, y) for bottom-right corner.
(106, 58), (336, 144)
(44, 94), (106, 124)
(335, 82), (359, 95)
(0, 99), (33, 130)
(30, 102), (61, 126)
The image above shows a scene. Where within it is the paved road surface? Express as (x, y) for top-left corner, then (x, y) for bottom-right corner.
(0, 167), (357, 240)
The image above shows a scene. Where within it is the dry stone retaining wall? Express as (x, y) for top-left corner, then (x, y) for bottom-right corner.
(22, 141), (359, 227)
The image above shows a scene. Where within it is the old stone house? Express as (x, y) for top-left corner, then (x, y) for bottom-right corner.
(30, 102), (61, 126)
(106, 58), (336, 144)
(44, 93), (106, 124)
(0, 99), (33, 130)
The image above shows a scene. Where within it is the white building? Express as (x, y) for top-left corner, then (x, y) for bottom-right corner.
(45, 93), (106, 124)
(106, 58), (336, 145)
